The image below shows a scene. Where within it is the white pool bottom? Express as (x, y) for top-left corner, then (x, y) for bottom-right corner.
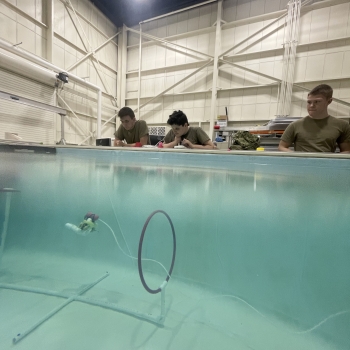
(0, 249), (335, 350)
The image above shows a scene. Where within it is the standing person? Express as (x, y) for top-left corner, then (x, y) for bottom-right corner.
(114, 107), (149, 147)
(163, 110), (216, 149)
(278, 84), (350, 153)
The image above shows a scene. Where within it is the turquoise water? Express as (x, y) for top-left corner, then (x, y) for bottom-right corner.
(0, 149), (350, 349)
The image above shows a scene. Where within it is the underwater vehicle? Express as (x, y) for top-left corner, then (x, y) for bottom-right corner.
(65, 212), (99, 236)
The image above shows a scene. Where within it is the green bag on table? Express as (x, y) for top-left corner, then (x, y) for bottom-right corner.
(229, 131), (260, 150)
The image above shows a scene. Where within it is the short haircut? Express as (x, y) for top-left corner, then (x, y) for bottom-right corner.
(308, 84), (333, 99)
(167, 110), (189, 126)
(118, 107), (135, 119)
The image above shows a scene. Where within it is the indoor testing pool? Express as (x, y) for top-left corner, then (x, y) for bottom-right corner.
(0, 147), (349, 350)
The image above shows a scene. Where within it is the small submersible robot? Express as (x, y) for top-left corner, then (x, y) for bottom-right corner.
(65, 212), (99, 236)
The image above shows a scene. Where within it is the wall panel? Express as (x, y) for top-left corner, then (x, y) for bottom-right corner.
(0, 68), (55, 143)
(122, 0), (350, 135)
(0, 0), (118, 145)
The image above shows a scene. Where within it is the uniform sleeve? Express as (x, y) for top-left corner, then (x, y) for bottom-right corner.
(114, 125), (124, 140)
(280, 123), (296, 144)
(164, 130), (174, 143)
(196, 128), (210, 144)
(139, 120), (149, 138)
(338, 123), (350, 143)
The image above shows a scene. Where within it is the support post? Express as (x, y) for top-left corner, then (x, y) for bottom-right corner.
(159, 281), (167, 323)
(58, 114), (66, 145)
(137, 23), (143, 119)
(97, 89), (102, 139)
(0, 189), (20, 265)
(117, 25), (127, 111)
(0, 193), (11, 265)
(209, 0), (223, 139)
(46, 0), (54, 62)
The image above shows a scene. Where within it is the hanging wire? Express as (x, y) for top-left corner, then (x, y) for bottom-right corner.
(276, 0), (305, 117)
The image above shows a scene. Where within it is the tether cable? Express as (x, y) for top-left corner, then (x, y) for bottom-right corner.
(138, 210), (176, 294)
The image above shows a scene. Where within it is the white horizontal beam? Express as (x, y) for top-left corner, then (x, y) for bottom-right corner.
(126, 60), (211, 76)
(221, 0), (349, 33)
(126, 27), (213, 59)
(59, 85), (117, 113)
(222, 27), (350, 62)
(125, 75), (350, 108)
(125, 83), (278, 100)
(126, 0), (348, 57)
(64, 2), (116, 110)
(135, 59), (213, 112)
(140, 0), (217, 24)
(1, 0), (118, 50)
(0, 0), (47, 29)
(0, 90), (66, 115)
(126, 26), (214, 50)
(127, 8), (290, 51)
(126, 35), (350, 78)
(54, 33), (117, 75)
(220, 58), (280, 82)
(294, 83), (350, 108)
(58, 0), (118, 47)
(67, 110), (116, 125)
(126, 90), (210, 100)
(67, 31), (120, 72)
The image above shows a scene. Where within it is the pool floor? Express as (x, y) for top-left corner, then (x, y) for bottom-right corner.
(0, 248), (336, 350)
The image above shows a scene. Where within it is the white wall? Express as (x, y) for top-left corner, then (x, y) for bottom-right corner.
(0, 0), (118, 145)
(1, 0), (349, 142)
(124, 0), (350, 135)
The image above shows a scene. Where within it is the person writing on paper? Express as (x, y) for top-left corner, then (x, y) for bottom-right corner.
(163, 110), (216, 149)
(278, 84), (350, 153)
(114, 107), (150, 147)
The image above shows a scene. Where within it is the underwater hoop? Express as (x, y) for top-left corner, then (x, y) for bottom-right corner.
(138, 210), (176, 294)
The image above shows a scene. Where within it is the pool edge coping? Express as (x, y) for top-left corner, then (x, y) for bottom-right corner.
(1, 143), (350, 160)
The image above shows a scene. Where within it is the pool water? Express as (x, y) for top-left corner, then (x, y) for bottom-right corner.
(0, 148), (349, 349)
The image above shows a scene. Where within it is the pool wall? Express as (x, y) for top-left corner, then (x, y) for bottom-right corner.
(1, 148), (350, 349)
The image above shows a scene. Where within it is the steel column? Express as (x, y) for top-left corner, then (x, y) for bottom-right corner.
(137, 23), (143, 119)
(209, 0), (223, 138)
(117, 25), (128, 111)
(46, 0), (54, 62)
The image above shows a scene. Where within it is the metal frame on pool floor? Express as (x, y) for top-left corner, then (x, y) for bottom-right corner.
(0, 273), (168, 345)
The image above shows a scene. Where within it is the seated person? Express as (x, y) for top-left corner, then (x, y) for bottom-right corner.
(114, 107), (149, 147)
(163, 110), (216, 149)
(278, 84), (350, 153)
